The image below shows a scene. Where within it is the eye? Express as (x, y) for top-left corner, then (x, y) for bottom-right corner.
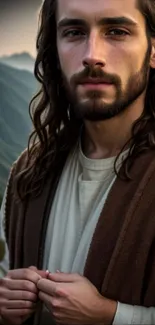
(62, 29), (86, 39)
(106, 28), (129, 37)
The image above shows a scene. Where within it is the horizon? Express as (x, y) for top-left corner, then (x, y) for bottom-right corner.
(0, 52), (35, 59)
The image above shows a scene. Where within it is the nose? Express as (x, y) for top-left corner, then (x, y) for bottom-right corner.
(83, 31), (106, 68)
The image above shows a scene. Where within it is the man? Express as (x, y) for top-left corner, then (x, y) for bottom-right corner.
(1, 0), (155, 324)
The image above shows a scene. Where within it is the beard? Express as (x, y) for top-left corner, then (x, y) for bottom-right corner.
(61, 46), (151, 122)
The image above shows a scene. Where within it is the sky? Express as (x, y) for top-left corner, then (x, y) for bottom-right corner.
(0, 0), (42, 57)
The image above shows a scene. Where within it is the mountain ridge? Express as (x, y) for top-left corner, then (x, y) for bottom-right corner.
(0, 52), (35, 72)
(0, 62), (37, 201)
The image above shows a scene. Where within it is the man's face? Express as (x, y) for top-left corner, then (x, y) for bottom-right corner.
(56, 0), (151, 121)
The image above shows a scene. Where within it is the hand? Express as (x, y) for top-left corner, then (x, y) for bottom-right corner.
(37, 272), (117, 325)
(0, 267), (47, 325)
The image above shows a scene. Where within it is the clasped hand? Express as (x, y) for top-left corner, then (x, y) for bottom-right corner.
(37, 272), (116, 325)
(0, 266), (47, 325)
(0, 267), (116, 325)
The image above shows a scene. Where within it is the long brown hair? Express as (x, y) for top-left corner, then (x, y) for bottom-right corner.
(17, 0), (155, 200)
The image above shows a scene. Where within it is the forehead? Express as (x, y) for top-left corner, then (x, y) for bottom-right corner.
(56, 0), (145, 26)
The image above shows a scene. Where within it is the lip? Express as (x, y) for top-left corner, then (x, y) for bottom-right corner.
(78, 78), (113, 90)
(79, 82), (113, 90)
(79, 78), (112, 85)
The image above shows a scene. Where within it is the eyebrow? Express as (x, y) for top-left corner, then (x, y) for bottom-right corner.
(57, 16), (138, 30)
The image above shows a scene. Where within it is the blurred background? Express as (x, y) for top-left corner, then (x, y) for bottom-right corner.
(0, 0), (42, 204)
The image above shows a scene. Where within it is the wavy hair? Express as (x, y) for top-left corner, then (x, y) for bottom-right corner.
(16, 0), (155, 200)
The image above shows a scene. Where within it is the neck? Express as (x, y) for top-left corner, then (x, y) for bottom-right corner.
(82, 96), (145, 159)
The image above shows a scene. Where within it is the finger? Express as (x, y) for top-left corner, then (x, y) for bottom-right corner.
(37, 279), (57, 296)
(37, 270), (49, 278)
(4, 290), (37, 302)
(29, 266), (38, 271)
(29, 266), (48, 279)
(7, 269), (41, 284)
(38, 292), (63, 313)
(2, 278), (38, 294)
(38, 291), (51, 306)
(1, 308), (35, 317)
(48, 272), (80, 283)
(52, 312), (74, 324)
(2, 300), (36, 309)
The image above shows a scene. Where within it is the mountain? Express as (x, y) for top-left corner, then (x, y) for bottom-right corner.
(0, 62), (38, 201)
(0, 52), (35, 72)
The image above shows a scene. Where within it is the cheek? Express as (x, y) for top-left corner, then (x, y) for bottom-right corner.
(57, 42), (83, 81)
(117, 41), (149, 81)
(121, 56), (144, 90)
(108, 47), (140, 89)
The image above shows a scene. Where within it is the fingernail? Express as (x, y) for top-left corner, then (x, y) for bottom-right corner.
(46, 269), (50, 275)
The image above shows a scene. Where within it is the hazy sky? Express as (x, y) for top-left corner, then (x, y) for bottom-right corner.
(0, 0), (42, 57)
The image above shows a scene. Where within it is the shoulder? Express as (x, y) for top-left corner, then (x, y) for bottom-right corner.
(4, 147), (29, 204)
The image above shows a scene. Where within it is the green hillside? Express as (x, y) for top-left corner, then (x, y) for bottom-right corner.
(0, 63), (38, 202)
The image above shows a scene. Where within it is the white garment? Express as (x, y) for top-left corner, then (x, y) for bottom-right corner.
(0, 145), (155, 325)
(44, 143), (118, 274)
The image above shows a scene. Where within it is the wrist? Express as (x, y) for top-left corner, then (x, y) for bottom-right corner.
(97, 295), (117, 325)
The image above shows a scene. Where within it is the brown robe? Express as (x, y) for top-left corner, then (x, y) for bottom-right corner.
(4, 148), (155, 323)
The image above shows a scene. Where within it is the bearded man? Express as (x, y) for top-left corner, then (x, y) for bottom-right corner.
(1, 0), (155, 324)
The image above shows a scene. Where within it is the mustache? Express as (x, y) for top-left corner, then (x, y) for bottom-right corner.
(70, 66), (121, 87)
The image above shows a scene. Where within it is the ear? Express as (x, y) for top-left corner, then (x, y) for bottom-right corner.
(150, 38), (155, 69)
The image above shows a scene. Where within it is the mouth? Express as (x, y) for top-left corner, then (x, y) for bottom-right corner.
(79, 78), (112, 85)
(78, 78), (113, 90)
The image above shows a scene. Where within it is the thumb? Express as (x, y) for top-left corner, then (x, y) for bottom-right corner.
(29, 266), (48, 278)
(48, 272), (80, 283)
(29, 266), (38, 271)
